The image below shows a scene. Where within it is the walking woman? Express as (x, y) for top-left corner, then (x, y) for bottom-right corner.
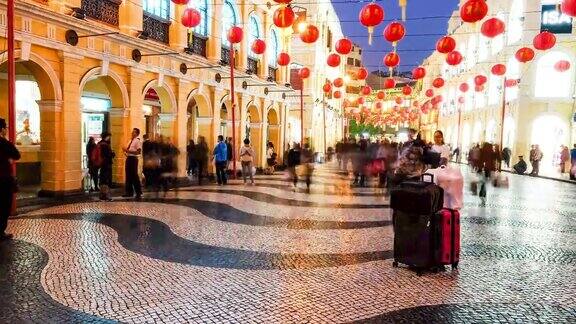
(0, 118), (21, 241)
(98, 132), (115, 201)
(239, 138), (256, 185)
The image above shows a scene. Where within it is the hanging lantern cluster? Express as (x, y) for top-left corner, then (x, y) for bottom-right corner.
(533, 31), (556, 51)
(334, 91), (342, 99)
(384, 52), (400, 68)
(333, 78), (344, 88)
(561, 0), (576, 17)
(446, 50), (463, 66)
(515, 47), (535, 63)
(474, 75), (487, 87)
(425, 89), (434, 97)
(227, 26), (243, 44)
(383, 21), (406, 46)
(323, 82), (332, 94)
(377, 91), (385, 100)
(298, 67), (310, 79)
(277, 52), (291, 66)
(300, 24), (319, 43)
(491, 64), (507, 76)
(436, 36), (456, 54)
(384, 78), (396, 89)
(251, 39), (266, 55)
(402, 86), (413, 96)
(359, 2), (385, 45)
(181, 8), (201, 28)
(273, 6), (295, 28)
(412, 67), (426, 80)
(554, 60), (571, 72)
(327, 53), (341, 67)
(459, 82), (469, 93)
(357, 68), (368, 80)
(432, 77), (445, 88)
(361, 85), (372, 96)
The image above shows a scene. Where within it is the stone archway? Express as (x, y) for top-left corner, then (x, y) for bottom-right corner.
(246, 104), (263, 166)
(186, 90), (213, 148)
(266, 106), (280, 156)
(0, 51), (61, 193)
(79, 67), (129, 185)
(142, 80), (178, 141)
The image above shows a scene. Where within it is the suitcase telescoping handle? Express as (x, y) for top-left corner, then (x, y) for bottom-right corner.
(421, 173), (434, 183)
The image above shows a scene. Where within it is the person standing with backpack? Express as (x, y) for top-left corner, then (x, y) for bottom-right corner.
(87, 137), (100, 192)
(0, 118), (21, 241)
(213, 135), (228, 185)
(98, 132), (115, 201)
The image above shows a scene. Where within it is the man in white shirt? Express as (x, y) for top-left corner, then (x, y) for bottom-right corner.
(122, 128), (143, 199)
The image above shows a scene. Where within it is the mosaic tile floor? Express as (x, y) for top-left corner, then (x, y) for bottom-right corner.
(2, 164), (576, 323)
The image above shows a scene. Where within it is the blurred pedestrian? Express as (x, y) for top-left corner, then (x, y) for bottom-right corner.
(266, 142), (277, 174)
(529, 145), (543, 176)
(86, 137), (100, 192)
(98, 132), (114, 201)
(502, 147), (511, 168)
(560, 145), (570, 174)
(187, 139), (196, 176)
(287, 143), (301, 189)
(0, 118), (21, 241)
(431, 130), (451, 166)
(213, 135), (228, 185)
(226, 137), (233, 171)
(571, 144), (576, 180)
(239, 138), (256, 185)
(195, 136), (209, 185)
(513, 156), (527, 175)
(301, 143), (314, 193)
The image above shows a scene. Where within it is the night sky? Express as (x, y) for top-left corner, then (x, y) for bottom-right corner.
(333, 0), (460, 73)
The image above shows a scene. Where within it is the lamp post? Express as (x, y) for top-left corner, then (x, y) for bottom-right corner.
(230, 46), (237, 179)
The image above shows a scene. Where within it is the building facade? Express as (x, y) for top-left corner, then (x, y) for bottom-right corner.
(286, 2), (346, 153)
(0, 0), (310, 196)
(419, 0), (576, 176)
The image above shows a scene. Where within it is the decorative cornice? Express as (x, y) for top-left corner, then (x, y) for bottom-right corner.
(108, 108), (130, 117)
(36, 100), (62, 113)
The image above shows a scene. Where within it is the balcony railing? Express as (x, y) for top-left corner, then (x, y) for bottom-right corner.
(247, 57), (258, 75)
(220, 46), (238, 68)
(143, 14), (170, 44)
(81, 0), (120, 26)
(268, 66), (278, 82)
(185, 33), (207, 57)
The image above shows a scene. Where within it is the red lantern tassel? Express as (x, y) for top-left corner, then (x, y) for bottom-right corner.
(399, 0), (407, 21)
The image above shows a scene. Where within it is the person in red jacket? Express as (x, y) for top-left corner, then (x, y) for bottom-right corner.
(0, 118), (21, 241)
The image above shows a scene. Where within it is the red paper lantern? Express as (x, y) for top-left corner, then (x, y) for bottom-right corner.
(227, 26), (243, 44)
(432, 77), (445, 88)
(481, 18), (505, 38)
(436, 36), (456, 54)
(298, 67), (310, 79)
(384, 52), (400, 68)
(395, 97), (404, 105)
(357, 68), (368, 80)
(533, 31), (556, 51)
(335, 38), (353, 55)
(446, 51), (463, 66)
(515, 47), (535, 63)
(383, 21), (406, 44)
(273, 6), (295, 28)
(425, 89), (434, 97)
(251, 39), (266, 55)
(375, 102), (383, 109)
(491, 64), (507, 76)
(181, 8), (201, 28)
(562, 0), (576, 17)
(458, 96), (465, 104)
(412, 67), (426, 80)
(300, 24), (319, 43)
(361, 85), (372, 96)
(554, 60), (571, 72)
(505, 79), (518, 88)
(171, 0), (190, 5)
(359, 3), (385, 45)
(327, 53), (341, 67)
(333, 78), (344, 88)
(460, 0), (488, 23)
(334, 90), (342, 99)
(323, 82), (332, 93)
(277, 52), (291, 66)
(273, 0), (292, 3)
(459, 82), (469, 93)
(402, 86), (413, 96)
(384, 78), (396, 89)
(474, 75), (487, 86)
(377, 91), (385, 100)
(475, 85), (484, 92)
(357, 97), (365, 105)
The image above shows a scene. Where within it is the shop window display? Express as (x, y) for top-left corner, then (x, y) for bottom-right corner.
(16, 80), (41, 146)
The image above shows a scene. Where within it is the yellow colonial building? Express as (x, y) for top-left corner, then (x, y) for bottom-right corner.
(0, 0), (301, 196)
(418, 0), (576, 176)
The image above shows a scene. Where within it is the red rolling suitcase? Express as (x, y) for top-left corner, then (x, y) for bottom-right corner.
(434, 209), (460, 269)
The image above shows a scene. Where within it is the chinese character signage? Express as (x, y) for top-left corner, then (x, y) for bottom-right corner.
(541, 5), (573, 34)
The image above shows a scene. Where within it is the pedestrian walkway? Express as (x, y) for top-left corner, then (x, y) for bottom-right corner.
(1, 163), (575, 323)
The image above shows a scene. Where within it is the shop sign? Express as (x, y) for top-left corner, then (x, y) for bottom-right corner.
(541, 5), (573, 34)
(87, 114), (104, 137)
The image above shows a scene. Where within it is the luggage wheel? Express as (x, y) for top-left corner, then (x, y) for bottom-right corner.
(452, 262), (459, 270)
(392, 261), (398, 268)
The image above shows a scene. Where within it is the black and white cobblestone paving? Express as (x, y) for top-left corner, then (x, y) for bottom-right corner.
(1, 164), (575, 323)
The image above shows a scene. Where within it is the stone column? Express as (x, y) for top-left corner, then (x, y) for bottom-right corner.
(109, 108), (130, 184)
(238, 1), (249, 72)
(37, 100), (63, 194)
(169, 4), (188, 52)
(249, 122), (263, 168)
(127, 67), (146, 139)
(119, 0), (143, 36)
(208, 0), (223, 63)
(174, 79), (191, 178)
(59, 51), (84, 195)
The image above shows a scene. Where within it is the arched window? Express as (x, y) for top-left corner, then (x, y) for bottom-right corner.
(508, 0), (524, 45)
(248, 13), (261, 58)
(188, 0), (210, 36)
(143, 0), (170, 19)
(491, 12), (505, 54)
(222, 0), (239, 46)
(506, 57), (520, 101)
(535, 51), (573, 98)
(267, 28), (280, 67)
